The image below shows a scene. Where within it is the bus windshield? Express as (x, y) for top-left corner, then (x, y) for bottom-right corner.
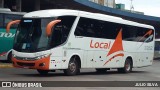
(14, 16), (76, 52)
(14, 18), (53, 52)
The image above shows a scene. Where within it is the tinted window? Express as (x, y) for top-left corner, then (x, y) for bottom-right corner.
(75, 17), (154, 42)
(75, 17), (121, 39)
(99, 21), (120, 39)
(14, 18), (54, 52)
(50, 16), (76, 48)
(122, 25), (154, 42)
(4, 14), (22, 28)
(74, 17), (97, 37)
(0, 13), (3, 27)
(136, 28), (154, 42)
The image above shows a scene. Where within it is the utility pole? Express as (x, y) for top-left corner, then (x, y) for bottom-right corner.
(16, 0), (21, 12)
(130, 0), (134, 12)
(0, 0), (4, 8)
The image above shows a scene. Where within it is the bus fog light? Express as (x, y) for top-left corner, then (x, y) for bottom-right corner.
(39, 63), (45, 67)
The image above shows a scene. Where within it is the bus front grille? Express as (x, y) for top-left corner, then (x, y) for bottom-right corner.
(17, 62), (35, 67)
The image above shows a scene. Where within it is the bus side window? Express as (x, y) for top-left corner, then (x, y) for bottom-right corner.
(50, 16), (76, 48)
(122, 25), (138, 41)
(75, 26), (84, 36)
(75, 17), (97, 37)
(86, 23), (96, 37)
(137, 28), (154, 42)
(102, 22), (119, 39)
(75, 18), (87, 36)
(0, 13), (3, 27)
(50, 25), (63, 48)
(4, 14), (22, 28)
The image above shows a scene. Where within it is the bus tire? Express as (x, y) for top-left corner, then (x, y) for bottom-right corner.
(37, 69), (49, 75)
(64, 57), (80, 76)
(7, 52), (12, 63)
(96, 68), (108, 73)
(118, 58), (132, 73)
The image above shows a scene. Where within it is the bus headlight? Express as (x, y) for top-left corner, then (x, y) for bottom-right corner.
(35, 54), (51, 60)
(13, 54), (16, 57)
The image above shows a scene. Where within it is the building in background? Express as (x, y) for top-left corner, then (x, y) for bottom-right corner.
(88, 0), (144, 14)
(0, 0), (144, 15)
(89, 0), (115, 8)
(115, 3), (144, 15)
(0, 0), (40, 12)
(116, 3), (125, 10)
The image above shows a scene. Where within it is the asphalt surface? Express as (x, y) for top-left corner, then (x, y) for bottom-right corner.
(0, 60), (160, 90)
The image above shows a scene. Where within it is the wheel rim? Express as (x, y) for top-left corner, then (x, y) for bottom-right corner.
(125, 62), (131, 71)
(69, 62), (76, 72)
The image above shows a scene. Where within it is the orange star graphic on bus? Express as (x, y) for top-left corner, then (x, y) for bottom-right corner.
(104, 28), (124, 66)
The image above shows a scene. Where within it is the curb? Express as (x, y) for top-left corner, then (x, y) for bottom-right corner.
(0, 64), (13, 68)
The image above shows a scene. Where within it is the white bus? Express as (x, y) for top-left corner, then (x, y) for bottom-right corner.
(6, 9), (155, 75)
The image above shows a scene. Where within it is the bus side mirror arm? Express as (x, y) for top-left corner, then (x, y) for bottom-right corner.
(6, 20), (20, 33)
(46, 20), (61, 37)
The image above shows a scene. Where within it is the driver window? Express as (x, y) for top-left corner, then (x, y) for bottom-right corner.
(49, 16), (76, 48)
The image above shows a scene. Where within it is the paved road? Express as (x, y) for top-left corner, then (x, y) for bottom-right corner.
(0, 60), (160, 90)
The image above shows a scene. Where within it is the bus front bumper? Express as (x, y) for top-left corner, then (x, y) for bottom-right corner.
(0, 55), (7, 60)
(12, 56), (50, 70)
(0, 52), (7, 60)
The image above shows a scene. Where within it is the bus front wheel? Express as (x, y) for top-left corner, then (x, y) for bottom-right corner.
(64, 58), (80, 76)
(37, 69), (49, 75)
(7, 52), (12, 63)
(118, 58), (132, 73)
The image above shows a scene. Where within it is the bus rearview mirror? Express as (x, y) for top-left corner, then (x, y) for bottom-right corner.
(6, 20), (20, 33)
(46, 20), (61, 37)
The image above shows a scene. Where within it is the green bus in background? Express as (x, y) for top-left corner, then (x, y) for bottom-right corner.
(0, 8), (25, 62)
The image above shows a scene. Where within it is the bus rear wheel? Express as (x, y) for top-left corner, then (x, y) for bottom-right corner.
(118, 58), (132, 73)
(64, 58), (80, 76)
(37, 69), (49, 75)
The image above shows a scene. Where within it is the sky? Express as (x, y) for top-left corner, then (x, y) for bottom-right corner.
(115, 0), (160, 17)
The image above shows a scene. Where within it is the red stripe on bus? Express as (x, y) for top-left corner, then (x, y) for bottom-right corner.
(0, 52), (7, 56)
(104, 28), (124, 65)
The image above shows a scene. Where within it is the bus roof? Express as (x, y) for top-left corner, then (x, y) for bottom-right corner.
(23, 9), (154, 29)
(0, 8), (11, 12)
(24, 9), (79, 17)
(0, 11), (26, 15)
(155, 39), (160, 41)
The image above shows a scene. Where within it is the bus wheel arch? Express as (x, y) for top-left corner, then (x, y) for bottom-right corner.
(72, 55), (81, 68)
(118, 56), (133, 73)
(126, 56), (133, 68)
(64, 55), (81, 76)
(7, 51), (12, 63)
